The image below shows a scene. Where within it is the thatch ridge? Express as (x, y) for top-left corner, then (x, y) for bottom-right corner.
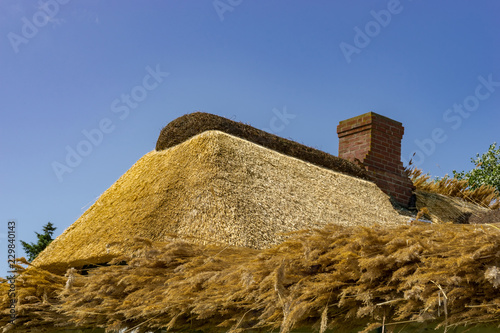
(4, 223), (500, 333)
(31, 130), (406, 275)
(156, 112), (370, 181)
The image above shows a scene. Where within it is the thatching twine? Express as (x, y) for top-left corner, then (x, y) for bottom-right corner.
(3, 223), (500, 333)
(155, 112), (370, 180)
(415, 190), (490, 224)
(32, 130), (406, 274)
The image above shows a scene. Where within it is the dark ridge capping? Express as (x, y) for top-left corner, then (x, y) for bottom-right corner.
(156, 112), (370, 181)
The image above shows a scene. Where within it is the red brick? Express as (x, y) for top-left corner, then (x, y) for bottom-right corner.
(338, 112), (413, 206)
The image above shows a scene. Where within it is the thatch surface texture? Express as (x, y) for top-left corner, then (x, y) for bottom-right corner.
(32, 130), (406, 274)
(469, 210), (500, 224)
(156, 112), (370, 180)
(3, 223), (500, 333)
(415, 190), (490, 224)
(409, 168), (500, 210)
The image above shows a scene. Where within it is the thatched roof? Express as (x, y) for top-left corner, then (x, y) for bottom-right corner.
(156, 112), (370, 180)
(32, 130), (406, 274)
(2, 112), (500, 333)
(4, 223), (500, 333)
(415, 190), (490, 224)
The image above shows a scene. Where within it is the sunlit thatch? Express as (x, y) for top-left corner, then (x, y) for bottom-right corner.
(3, 223), (500, 332)
(32, 130), (406, 275)
(4, 113), (499, 333)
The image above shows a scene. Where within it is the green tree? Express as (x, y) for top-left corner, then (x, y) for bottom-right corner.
(453, 143), (500, 193)
(20, 222), (57, 262)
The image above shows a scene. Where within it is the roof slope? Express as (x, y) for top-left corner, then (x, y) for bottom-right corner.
(33, 130), (406, 273)
(415, 190), (490, 223)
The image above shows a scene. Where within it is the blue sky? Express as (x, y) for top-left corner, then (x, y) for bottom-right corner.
(1, 0), (499, 277)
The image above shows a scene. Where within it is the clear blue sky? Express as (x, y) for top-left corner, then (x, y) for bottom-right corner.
(1, 1), (499, 277)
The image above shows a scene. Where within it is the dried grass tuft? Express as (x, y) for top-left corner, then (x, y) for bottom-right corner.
(484, 266), (500, 288)
(408, 168), (500, 209)
(5, 223), (500, 332)
(319, 306), (328, 333)
(407, 167), (499, 224)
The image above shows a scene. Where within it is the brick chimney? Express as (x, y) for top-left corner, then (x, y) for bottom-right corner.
(337, 112), (414, 206)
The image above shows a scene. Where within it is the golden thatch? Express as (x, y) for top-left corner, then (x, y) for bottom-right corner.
(406, 167), (500, 224)
(415, 190), (490, 224)
(32, 130), (406, 274)
(409, 168), (500, 210)
(156, 112), (370, 181)
(4, 113), (498, 332)
(3, 223), (500, 333)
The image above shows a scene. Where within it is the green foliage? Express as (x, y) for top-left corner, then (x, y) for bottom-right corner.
(453, 143), (500, 194)
(20, 222), (57, 262)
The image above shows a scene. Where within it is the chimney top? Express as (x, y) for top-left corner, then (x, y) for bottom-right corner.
(337, 112), (414, 206)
